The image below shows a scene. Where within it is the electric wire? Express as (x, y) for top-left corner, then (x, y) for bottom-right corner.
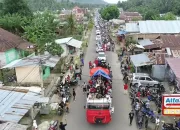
(0, 64), (39, 104)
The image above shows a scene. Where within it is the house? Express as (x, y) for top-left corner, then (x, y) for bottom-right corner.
(55, 37), (82, 57)
(0, 28), (34, 68)
(138, 35), (180, 58)
(125, 20), (180, 40)
(0, 122), (28, 130)
(165, 58), (180, 89)
(120, 12), (142, 22)
(0, 87), (49, 126)
(72, 6), (84, 21)
(2, 54), (60, 84)
(59, 10), (72, 20)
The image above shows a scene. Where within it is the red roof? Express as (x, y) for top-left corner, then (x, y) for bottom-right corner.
(0, 28), (33, 52)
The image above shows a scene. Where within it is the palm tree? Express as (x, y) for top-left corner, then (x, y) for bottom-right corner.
(66, 13), (76, 35)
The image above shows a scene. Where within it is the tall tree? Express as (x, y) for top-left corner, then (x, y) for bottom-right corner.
(23, 11), (63, 56)
(100, 5), (119, 21)
(66, 14), (76, 35)
(2, 0), (32, 16)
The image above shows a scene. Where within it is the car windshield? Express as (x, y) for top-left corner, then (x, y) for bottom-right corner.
(87, 103), (110, 110)
(99, 54), (105, 57)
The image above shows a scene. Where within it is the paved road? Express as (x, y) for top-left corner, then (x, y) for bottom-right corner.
(64, 28), (138, 130)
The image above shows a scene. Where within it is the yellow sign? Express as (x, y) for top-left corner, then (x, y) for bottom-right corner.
(164, 109), (180, 115)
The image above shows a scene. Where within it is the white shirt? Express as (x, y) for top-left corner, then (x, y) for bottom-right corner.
(156, 118), (160, 125)
(63, 97), (66, 104)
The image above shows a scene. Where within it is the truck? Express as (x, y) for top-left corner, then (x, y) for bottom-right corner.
(85, 92), (114, 124)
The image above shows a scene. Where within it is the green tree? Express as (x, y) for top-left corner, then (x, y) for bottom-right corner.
(2, 0), (32, 16)
(162, 12), (176, 20)
(145, 10), (159, 20)
(23, 11), (63, 55)
(0, 13), (31, 35)
(125, 36), (137, 48)
(66, 14), (76, 35)
(100, 5), (119, 21)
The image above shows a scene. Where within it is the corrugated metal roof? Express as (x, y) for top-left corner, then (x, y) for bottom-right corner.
(139, 20), (180, 34)
(0, 122), (28, 130)
(130, 53), (153, 67)
(55, 37), (72, 44)
(0, 88), (49, 123)
(138, 39), (154, 46)
(67, 39), (82, 48)
(166, 58), (180, 79)
(125, 23), (139, 33)
(2, 54), (60, 68)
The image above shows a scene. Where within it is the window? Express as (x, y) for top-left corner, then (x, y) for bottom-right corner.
(138, 38), (144, 40)
(146, 77), (152, 81)
(87, 104), (110, 110)
(139, 77), (145, 80)
(135, 77), (139, 80)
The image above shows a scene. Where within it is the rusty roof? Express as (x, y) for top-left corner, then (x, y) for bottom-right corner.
(0, 28), (33, 52)
(166, 58), (180, 80)
(161, 35), (180, 48)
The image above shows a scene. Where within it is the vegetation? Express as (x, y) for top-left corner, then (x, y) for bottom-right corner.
(100, 5), (119, 21)
(117, 0), (179, 20)
(125, 36), (137, 48)
(2, 0), (32, 16)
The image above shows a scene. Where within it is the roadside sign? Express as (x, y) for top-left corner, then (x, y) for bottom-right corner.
(162, 94), (180, 116)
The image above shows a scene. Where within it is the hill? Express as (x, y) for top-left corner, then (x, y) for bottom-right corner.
(56, 0), (107, 4)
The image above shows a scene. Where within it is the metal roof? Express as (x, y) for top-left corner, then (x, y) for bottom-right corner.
(0, 88), (49, 123)
(139, 20), (180, 34)
(2, 54), (60, 69)
(166, 58), (180, 79)
(55, 37), (72, 44)
(66, 39), (82, 48)
(0, 122), (28, 130)
(125, 23), (139, 33)
(130, 53), (153, 67)
(138, 39), (154, 46)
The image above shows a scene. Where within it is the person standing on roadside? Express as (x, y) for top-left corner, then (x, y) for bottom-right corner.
(155, 116), (160, 130)
(81, 58), (84, 66)
(145, 115), (149, 130)
(124, 83), (128, 94)
(59, 119), (67, 130)
(129, 110), (134, 125)
(73, 88), (76, 101)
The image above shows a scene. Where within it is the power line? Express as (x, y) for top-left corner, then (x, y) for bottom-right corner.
(0, 64), (40, 104)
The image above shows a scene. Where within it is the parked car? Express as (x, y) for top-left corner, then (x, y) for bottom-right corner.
(96, 47), (104, 53)
(97, 52), (106, 61)
(130, 73), (159, 87)
(96, 35), (101, 41)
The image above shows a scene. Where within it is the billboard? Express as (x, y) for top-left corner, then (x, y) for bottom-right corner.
(162, 94), (180, 116)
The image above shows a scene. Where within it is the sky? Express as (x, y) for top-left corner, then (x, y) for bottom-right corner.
(104, 0), (127, 4)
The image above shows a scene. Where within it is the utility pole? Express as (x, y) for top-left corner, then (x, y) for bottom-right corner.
(39, 59), (44, 96)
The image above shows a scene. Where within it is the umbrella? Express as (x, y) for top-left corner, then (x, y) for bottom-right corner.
(90, 67), (109, 76)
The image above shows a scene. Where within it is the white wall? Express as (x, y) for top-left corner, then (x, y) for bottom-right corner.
(0, 52), (6, 67)
(16, 65), (41, 83)
(60, 44), (68, 57)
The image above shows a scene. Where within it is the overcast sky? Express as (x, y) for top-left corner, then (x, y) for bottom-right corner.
(104, 0), (127, 4)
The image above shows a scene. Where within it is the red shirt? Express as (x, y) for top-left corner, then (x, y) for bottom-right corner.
(89, 61), (92, 66)
(89, 80), (93, 85)
(124, 84), (128, 90)
(136, 92), (141, 97)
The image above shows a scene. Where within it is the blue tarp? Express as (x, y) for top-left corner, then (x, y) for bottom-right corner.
(92, 70), (111, 79)
(117, 30), (127, 35)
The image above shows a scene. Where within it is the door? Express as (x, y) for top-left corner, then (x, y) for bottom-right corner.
(145, 77), (153, 86)
(139, 77), (146, 85)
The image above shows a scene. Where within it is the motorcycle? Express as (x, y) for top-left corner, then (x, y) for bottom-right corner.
(57, 106), (64, 116)
(141, 107), (156, 123)
(48, 120), (59, 130)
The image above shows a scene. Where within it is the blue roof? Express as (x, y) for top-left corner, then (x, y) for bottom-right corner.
(117, 30), (127, 35)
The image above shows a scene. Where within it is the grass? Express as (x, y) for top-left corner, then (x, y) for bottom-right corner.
(39, 110), (63, 123)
